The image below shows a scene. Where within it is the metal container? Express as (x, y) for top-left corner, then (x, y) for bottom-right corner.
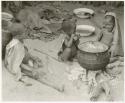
(77, 41), (110, 71)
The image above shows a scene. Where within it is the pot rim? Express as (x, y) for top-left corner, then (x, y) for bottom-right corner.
(78, 41), (109, 54)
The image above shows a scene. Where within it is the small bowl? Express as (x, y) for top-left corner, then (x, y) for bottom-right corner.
(2, 12), (13, 21)
(73, 8), (94, 19)
(76, 25), (95, 37)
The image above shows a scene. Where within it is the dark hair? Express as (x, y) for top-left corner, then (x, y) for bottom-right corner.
(61, 16), (77, 36)
(9, 23), (25, 36)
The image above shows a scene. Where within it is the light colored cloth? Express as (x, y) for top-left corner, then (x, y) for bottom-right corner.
(48, 33), (66, 57)
(24, 33), (67, 79)
(5, 39), (25, 81)
(25, 33), (66, 59)
(6, 39), (19, 51)
(105, 12), (123, 57)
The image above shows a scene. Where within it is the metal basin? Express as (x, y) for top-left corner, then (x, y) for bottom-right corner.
(77, 41), (110, 71)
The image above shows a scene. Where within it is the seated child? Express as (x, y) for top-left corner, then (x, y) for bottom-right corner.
(96, 12), (123, 57)
(58, 15), (80, 61)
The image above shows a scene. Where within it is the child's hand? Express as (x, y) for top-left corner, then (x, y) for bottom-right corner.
(73, 34), (80, 40)
(73, 36), (78, 40)
(102, 28), (108, 34)
(71, 33), (75, 38)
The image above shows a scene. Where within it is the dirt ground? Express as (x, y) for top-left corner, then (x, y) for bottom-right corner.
(2, 3), (124, 101)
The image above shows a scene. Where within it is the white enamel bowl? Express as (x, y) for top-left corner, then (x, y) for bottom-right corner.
(76, 25), (95, 37)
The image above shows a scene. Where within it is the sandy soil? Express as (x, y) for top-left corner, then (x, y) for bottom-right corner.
(2, 3), (124, 101)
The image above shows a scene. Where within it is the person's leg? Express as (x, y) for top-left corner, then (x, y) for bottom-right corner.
(70, 44), (78, 61)
(60, 47), (72, 61)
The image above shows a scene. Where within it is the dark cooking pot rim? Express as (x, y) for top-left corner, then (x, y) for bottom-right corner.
(78, 41), (109, 54)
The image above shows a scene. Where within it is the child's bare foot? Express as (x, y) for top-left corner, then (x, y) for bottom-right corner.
(58, 56), (63, 62)
(55, 84), (65, 92)
(19, 79), (32, 86)
(18, 76), (33, 86)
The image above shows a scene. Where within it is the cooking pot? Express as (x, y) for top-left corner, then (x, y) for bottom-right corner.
(77, 41), (110, 71)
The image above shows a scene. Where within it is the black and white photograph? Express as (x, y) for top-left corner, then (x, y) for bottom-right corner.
(1, 0), (124, 101)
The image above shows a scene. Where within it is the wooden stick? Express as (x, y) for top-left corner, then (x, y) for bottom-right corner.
(34, 48), (60, 62)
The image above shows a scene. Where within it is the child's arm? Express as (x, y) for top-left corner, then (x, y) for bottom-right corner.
(109, 21), (120, 57)
(96, 30), (103, 41)
(64, 34), (75, 47)
(112, 19), (120, 46)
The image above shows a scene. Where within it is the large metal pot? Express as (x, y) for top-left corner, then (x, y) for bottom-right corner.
(77, 41), (110, 71)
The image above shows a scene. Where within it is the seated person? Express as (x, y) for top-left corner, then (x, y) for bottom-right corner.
(5, 23), (30, 81)
(5, 23), (64, 92)
(58, 15), (80, 62)
(96, 12), (123, 57)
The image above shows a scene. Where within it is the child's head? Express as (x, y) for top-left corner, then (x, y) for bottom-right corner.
(61, 14), (77, 36)
(103, 15), (115, 32)
(8, 23), (25, 36)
